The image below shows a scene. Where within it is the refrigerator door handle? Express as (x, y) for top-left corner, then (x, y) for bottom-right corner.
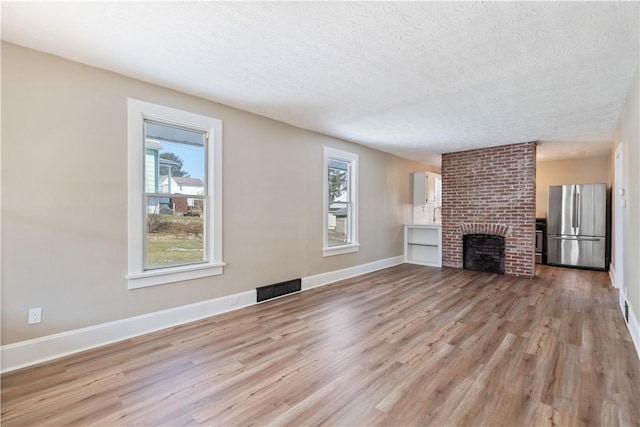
(551, 236), (601, 242)
(571, 188), (577, 229)
(576, 193), (581, 229)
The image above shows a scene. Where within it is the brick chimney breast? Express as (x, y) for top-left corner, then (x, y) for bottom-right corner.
(441, 142), (536, 278)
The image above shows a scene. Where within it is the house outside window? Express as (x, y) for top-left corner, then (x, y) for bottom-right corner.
(127, 99), (224, 289)
(323, 146), (359, 257)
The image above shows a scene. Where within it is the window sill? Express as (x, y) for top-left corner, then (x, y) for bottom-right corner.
(126, 262), (226, 289)
(323, 243), (360, 257)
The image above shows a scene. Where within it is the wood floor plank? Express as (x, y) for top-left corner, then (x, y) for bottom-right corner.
(541, 341), (582, 416)
(533, 402), (586, 427)
(2, 264), (639, 426)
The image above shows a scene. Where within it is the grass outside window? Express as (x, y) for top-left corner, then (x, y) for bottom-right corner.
(146, 214), (204, 268)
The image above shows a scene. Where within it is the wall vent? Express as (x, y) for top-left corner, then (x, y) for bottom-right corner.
(257, 278), (301, 303)
(625, 300), (629, 323)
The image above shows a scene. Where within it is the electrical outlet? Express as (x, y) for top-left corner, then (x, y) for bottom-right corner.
(28, 308), (42, 324)
(228, 296), (239, 306)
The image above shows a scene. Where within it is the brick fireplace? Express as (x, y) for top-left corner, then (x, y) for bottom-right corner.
(441, 142), (536, 278)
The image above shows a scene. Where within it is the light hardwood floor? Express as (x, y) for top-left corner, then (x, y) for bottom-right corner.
(2, 264), (639, 426)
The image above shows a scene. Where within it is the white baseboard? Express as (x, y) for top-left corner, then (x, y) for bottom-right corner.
(619, 289), (640, 361)
(609, 264), (615, 288)
(1, 255), (406, 373)
(0, 290), (256, 373)
(301, 255), (405, 291)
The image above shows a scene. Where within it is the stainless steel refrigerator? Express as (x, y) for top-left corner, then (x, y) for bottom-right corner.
(547, 183), (607, 270)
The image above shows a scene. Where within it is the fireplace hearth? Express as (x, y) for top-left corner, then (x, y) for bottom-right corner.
(463, 234), (505, 274)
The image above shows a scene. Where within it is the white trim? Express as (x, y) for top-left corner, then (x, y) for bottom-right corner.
(608, 263), (615, 288)
(302, 255), (404, 290)
(322, 243), (361, 257)
(323, 146), (359, 257)
(127, 98), (224, 288)
(1, 290), (256, 373)
(1, 255), (405, 372)
(619, 288), (640, 361)
(126, 263), (226, 290)
(614, 143), (624, 291)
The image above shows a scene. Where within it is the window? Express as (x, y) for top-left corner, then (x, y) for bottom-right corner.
(127, 99), (224, 289)
(323, 146), (359, 256)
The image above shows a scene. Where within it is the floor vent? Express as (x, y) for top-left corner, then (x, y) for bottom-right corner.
(257, 278), (301, 302)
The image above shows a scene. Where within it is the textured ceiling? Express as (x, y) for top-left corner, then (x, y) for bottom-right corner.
(2, 2), (638, 166)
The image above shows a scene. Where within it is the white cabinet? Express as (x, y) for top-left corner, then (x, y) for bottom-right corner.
(430, 174), (442, 204)
(404, 225), (442, 267)
(412, 172), (441, 205)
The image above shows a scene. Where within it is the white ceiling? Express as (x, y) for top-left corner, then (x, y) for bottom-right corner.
(2, 1), (638, 166)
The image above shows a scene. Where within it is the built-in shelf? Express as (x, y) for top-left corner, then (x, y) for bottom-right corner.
(404, 224), (442, 267)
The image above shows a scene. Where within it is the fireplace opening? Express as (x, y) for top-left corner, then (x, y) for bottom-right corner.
(463, 234), (505, 274)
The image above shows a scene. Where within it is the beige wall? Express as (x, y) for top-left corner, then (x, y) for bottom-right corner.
(536, 155), (611, 218)
(1, 42), (433, 344)
(612, 69), (640, 330)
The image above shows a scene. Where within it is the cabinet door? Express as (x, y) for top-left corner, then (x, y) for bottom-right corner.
(426, 173), (441, 203)
(413, 172), (426, 205)
(434, 176), (442, 204)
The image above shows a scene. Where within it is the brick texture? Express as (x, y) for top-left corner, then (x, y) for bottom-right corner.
(441, 142), (536, 278)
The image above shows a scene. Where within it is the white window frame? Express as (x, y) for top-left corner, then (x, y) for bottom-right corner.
(126, 99), (224, 289)
(323, 146), (360, 257)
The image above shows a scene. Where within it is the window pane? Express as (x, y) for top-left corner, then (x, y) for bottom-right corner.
(143, 120), (207, 270)
(328, 159), (349, 203)
(146, 197), (206, 269)
(144, 121), (206, 196)
(328, 202), (350, 246)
